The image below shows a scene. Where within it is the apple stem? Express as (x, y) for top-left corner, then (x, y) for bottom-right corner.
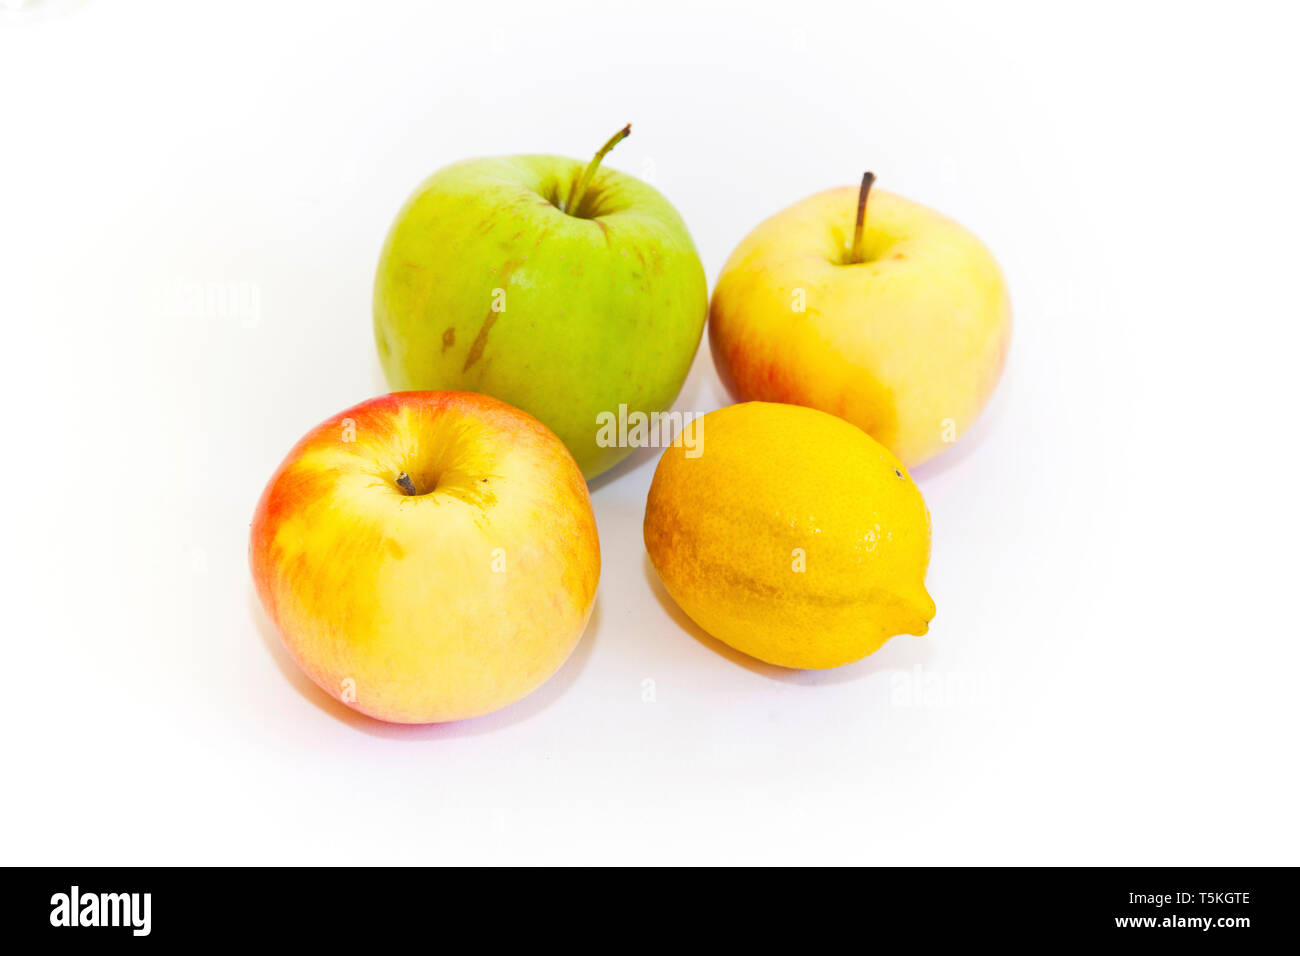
(849, 171), (876, 263)
(565, 123), (631, 215)
(396, 472), (418, 495)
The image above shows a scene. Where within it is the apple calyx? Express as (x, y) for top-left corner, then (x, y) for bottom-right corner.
(564, 123), (631, 217)
(395, 472), (418, 496)
(847, 171), (876, 264)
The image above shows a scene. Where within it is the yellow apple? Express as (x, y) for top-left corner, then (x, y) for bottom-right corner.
(709, 175), (1011, 467)
(250, 391), (600, 724)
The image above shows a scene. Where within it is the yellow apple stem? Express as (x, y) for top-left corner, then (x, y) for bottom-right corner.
(849, 171), (876, 263)
(396, 472), (418, 495)
(565, 123), (631, 215)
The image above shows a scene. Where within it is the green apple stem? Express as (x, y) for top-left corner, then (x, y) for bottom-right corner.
(396, 472), (418, 496)
(565, 123), (631, 215)
(849, 171), (876, 264)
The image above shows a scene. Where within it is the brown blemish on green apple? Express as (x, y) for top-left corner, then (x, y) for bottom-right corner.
(442, 327), (455, 352)
(462, 260), (522, 371)
(462, 310), (497, 371)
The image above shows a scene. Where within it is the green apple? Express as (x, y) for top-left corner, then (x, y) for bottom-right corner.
(374, 126), (708, 479)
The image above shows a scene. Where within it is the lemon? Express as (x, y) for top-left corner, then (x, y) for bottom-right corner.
(644, 402), (935, 669)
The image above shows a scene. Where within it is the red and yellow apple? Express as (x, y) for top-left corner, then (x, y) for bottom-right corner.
(250, 391), (600, 724)
(709, 175), (1011, 468)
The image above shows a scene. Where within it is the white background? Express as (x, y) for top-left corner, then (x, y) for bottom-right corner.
(2, 0), (1296, 865)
